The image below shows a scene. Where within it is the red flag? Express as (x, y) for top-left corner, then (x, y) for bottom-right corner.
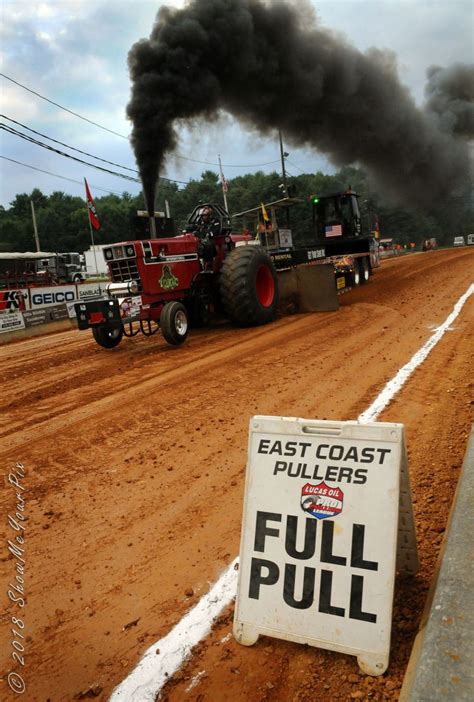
(84, 178), (100, 230)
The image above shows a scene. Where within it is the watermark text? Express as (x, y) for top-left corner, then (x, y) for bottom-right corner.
(5, 462), (27, 695)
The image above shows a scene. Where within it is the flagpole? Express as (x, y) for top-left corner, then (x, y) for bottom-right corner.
(84, 179), (101, 291)
(218, 154), (229, 212)
(87, 214), (100, 279)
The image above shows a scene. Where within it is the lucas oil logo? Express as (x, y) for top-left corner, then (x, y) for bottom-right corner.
(301, 482), (344, 520)
(159, 265), (179, 290)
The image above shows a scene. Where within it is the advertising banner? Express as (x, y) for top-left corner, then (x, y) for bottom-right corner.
(234, 417), (418, 676)
(23, 304), (70, 327)
(76, 283), (104, 300)
(0, 310), (26, 333)
(29, 286), (77, 309)
(0, 289), (30, 312)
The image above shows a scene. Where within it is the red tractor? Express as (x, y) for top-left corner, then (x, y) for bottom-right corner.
(75, 203), (279, 348)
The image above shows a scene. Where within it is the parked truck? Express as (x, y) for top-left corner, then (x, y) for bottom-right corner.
(0, 251), (85, 289)
(74, 190), (378, 349)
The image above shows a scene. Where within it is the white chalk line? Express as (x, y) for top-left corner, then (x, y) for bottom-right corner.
(110, 283), (473, 701)
(358, 283), (473, 423)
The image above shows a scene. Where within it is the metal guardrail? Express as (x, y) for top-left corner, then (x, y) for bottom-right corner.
(400, 426), (474, 701)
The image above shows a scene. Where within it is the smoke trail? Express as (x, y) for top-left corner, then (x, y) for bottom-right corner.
(127, 0), (470, 213)
(425, 63), (474, 139)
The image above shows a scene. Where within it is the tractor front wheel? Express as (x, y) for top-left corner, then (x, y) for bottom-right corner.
(92, 324), (123, 349)
(219, 246), (278, 326)
(160, 302), (189, 345)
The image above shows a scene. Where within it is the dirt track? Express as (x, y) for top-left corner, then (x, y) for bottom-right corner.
(1, 248), (473, 702)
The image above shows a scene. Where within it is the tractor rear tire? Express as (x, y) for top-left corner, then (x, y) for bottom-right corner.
(92, 324), (123, 349)
(160, 301), (189, 345)
(219, 246), (278, 326)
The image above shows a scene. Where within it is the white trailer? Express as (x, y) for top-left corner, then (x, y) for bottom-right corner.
(84, 245), (109, 276)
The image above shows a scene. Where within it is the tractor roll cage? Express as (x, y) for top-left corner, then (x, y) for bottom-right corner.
(185, 202), (232, 236)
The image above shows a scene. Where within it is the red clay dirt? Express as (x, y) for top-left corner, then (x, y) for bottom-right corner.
(0, 247), (473, 702)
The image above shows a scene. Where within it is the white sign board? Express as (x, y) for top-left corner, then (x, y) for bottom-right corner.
(76, 283), (104, 300)
(136, 210), (165, 217)
(278, 228), (293, 248)
(0, 310), (25, 333)
(234, 417), (418, 676)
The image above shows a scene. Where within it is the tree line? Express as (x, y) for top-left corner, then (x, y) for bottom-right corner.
(0, 166), (471, 253)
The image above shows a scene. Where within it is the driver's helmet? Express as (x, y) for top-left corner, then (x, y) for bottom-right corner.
(200, 206), (213, 223)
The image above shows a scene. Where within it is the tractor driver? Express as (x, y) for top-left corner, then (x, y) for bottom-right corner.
(197, 206), (220, 237)
(196, 206), (219, 266)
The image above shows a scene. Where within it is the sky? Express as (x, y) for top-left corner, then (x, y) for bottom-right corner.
(0, 0), (472, 210)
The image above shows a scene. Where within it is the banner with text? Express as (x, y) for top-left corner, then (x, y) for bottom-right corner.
(233, 417), (418, 676)
(0, 283), (104, 335)
(0, 310), (26, 333)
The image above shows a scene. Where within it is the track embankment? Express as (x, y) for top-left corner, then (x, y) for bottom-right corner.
(1, 247), (473, 702)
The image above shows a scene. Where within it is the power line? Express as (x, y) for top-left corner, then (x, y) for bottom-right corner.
(177, 154), (281, 168)
(286, 159), (307, 174)
(0, 156), (132, 195)
(1, 123), (190, 185)
(2, 124), (140, 182)
(2, 114), (138, 173)
(0, 73), (283, 169)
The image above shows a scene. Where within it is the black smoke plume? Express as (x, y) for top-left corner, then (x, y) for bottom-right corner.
(127, 0), (470, 213)
(425, 63), (474, 139)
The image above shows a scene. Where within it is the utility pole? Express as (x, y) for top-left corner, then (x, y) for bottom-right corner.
(218, 154), (229, 212)
(278, 131), (291, 225)
(30, 200), (40, 251)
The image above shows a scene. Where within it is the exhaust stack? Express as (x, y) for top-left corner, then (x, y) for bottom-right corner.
(105, 281), (139, 297)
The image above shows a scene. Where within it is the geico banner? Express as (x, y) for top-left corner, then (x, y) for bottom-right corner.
(233, 417), (418, 676)
(29, 286), (77, 308)
(0, 289), (30, 312)
(0, 309), (26, 334)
